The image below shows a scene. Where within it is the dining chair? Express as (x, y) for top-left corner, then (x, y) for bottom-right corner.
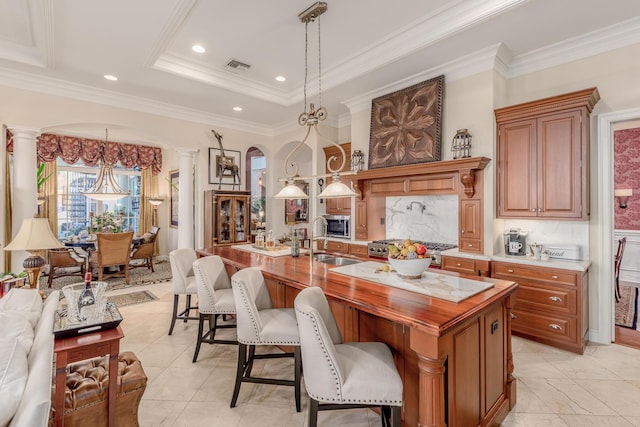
(129, 228), (160, 272)
(47, 248), (86, 288)
(192, 255), (237, 363)
(294, 287), (403, 427)
(89, 232), (134, 284)
(614, 237), (627, 303)
(168, 248), (199, 335)
(230, 267), (301, 412)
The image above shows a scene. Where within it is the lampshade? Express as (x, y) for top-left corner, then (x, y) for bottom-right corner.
(4, 218), (63, 251)
(317, 179), (356, 199)
(274, 179), (309, 200)
(82, 163), (130, 201)
(614, 189), (632, 197)
(148, 197), (165, 206)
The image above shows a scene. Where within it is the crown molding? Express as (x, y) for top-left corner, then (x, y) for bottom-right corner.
(153, 52), (296, 106)
(507, 16), (640, 78)
(143, 0), (198, 68)
(42, 0), (55, 69)
(342, 44), (504, 113)
(0, 66), (273, 136)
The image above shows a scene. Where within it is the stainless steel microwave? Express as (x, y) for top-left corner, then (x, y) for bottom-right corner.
(323, 215), (351, 239)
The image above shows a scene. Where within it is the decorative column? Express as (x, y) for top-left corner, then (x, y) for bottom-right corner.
(177, 149), (198, 249)
(8, 127), (40, 273)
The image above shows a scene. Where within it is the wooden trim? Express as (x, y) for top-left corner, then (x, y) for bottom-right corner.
(495, 87), (600, 122)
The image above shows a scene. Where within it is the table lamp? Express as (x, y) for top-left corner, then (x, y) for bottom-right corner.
(4, 217), (63, 289)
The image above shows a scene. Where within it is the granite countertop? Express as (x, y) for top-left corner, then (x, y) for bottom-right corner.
(330, 261), (494, 303)
(441, 248), (591, 272)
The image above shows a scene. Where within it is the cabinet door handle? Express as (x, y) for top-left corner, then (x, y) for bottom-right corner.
(507, 269), (514, 273)
(511, 313), (517, 319)
(549, 296), (563, 302)
(531, 208), (536, 212)
(538, 208), (542, 212)
(551, 275), (559, 279)
(467, 244), (473, 247)
(461, 230), (465, 234)
(456, 263), (462, 267)
(549, 324), (562, 331)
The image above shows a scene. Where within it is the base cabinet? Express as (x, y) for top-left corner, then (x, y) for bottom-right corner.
(441, 255), (490, 277)
(491, 261), (588, 354)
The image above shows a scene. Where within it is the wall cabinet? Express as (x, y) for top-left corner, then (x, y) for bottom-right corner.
(203, 190), (251, 247)
(491, 261), (588, 354)
(495, 88), (599, 220)
(323, 143), (351, 215)
(354, 201), (367, 240)
(459, 198), (482, 253)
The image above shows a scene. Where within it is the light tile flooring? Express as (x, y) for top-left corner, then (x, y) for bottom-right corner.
(113, 281), (640, 426)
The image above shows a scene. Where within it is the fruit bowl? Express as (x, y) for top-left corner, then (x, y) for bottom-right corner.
(387, 257), (431, 279)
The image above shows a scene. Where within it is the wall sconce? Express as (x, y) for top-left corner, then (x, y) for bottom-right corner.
(615, 188), (632, 208)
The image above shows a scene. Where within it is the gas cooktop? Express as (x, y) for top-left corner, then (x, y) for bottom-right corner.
(367, 239), (457, 265)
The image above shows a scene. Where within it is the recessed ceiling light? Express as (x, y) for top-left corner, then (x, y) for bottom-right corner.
(192, 44), (206, 53)
(275, 75), (286, 82)
(233, 106), (243, 112)
(104, 74), (118, 81)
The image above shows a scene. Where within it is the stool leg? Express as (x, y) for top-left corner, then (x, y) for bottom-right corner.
(168, 294), (179, 335)
(245, 345), (256, 376)
(308, 398), (319, 427)
(231, 343), (247, 408)
(184, 295), (192, 322)
(192, 313), (206, 363)
(391, 405), (401, 427)
(294, 346), (301, 412)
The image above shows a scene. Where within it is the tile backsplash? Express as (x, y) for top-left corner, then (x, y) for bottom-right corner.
(386, 195), (459, 244)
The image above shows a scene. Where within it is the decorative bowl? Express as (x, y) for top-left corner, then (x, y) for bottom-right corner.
(387, 257), (431, 279)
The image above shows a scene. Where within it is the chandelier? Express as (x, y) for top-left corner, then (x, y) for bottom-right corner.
(274, 2), (356, 200)
(82, 128), (130, 201)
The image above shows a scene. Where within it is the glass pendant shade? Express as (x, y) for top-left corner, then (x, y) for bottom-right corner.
(82, 163), (130, 201)
(274, 180), (309, 200)
(317, 175), (355, 198)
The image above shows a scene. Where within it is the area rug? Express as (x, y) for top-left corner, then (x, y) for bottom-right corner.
(615, 285), (638, 329)
(42, 259), (172, 291)
(107, 290), (158, 307)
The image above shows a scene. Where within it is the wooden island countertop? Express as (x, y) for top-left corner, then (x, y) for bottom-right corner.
(198, 245), (518, 427)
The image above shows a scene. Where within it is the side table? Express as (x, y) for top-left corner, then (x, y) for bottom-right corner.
(54, 326), (124, 427)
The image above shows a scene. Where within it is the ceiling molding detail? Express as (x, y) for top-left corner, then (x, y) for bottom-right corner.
(143, 0), (198, 68)
(507, 16), (640, 78)
(0, 0), (50, 68)
(43, 0), (55, 69)
(342, 44), (504, 113)
(0, 66), (273, 135)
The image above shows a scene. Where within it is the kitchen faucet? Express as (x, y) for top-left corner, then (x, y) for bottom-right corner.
(309, 216), (328, 269)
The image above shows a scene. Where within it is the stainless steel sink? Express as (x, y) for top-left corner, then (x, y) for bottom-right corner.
(314, 254), (361, 266)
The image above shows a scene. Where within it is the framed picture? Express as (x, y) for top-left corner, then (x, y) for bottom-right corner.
(284, 182), (309, 225)
(209, 148), (241, 187)
(368, 74), (444, 169)
(169, 169), (179, 228)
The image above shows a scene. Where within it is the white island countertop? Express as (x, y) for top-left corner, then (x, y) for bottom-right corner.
(330, 261), (494, 303)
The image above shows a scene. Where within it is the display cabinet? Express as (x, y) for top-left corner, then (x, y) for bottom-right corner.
(203, 190), (251, 247)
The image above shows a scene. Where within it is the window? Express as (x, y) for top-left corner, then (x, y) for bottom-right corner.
(56, 159), (141, 239)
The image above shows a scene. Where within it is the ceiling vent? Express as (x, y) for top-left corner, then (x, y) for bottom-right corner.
(225, 59), (251, 73)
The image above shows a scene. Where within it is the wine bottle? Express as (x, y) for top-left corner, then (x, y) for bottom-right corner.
(77, 272), (95, 320)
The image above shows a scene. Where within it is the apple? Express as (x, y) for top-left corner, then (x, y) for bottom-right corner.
(416, 244), (427, 255)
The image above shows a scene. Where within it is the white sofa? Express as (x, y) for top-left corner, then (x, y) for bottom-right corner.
(0, 289), (59, 427)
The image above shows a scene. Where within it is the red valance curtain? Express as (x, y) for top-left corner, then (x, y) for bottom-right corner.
(34, 133), (163, 174)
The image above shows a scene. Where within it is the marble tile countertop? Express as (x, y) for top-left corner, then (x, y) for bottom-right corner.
(232, 244), (309, 258)
(441, 249), (591, 272)
(330, 261), (494, 303)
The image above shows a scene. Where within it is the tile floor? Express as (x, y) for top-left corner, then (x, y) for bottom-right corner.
(113, 280), (640, 426)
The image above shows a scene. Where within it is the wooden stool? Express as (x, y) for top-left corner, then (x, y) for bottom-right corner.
(51, 351), (147, 427)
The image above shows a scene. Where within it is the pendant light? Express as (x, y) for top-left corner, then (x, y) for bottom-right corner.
(82, 128), (130, 201)
(274, 2), (356, 200)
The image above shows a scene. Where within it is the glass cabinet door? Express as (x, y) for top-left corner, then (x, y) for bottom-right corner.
(218, 197), (232, 244)
(234, 198), (246, 242)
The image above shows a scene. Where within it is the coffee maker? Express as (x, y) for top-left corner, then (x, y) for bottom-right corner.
(504, 228), (528, 256)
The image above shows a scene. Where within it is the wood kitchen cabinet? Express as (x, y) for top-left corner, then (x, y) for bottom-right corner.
(323, 143), (351, 215)
(459, 198), (482, 253)
(203, 190), (251, 247)
(491, 261), (588, 354)
(354, 201), (367, 240)
(441, 255), (490, 277)
(495, 88), (599, 220)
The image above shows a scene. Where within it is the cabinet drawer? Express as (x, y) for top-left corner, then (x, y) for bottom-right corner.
(515, 285), (577, 315)
(441, 257), (477, 275)
(326, 240), (349, 253)
(459, 239), (481, 253)
(493, 263), (577, 287)
(512, 309), (577, 344)
(349, 244), (368, 258)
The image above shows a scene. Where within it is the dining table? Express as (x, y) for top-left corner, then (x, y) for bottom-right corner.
(63, 236), (144, 272)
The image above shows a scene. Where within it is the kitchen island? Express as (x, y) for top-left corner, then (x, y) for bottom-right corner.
(197, 246), (518, 427)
